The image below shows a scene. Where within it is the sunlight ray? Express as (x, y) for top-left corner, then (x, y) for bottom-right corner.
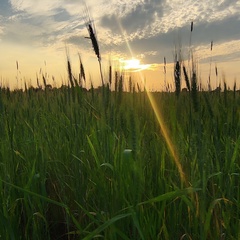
(116, 17), (187, 185)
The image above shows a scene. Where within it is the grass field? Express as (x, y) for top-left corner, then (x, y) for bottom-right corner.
(0, 78), (239, 239)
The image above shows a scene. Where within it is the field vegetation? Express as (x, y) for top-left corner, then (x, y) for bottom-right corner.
(0, 18), (239, 240)
(0, 71), (239, 239)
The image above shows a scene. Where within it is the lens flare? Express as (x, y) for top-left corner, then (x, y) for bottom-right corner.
(143, 91), (187, 185)
(116, 18), (187, 185)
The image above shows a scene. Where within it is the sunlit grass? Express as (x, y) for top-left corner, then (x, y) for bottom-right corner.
(0, 81), (239, 239)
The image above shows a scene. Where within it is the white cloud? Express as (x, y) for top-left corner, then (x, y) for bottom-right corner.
(7, 0), (239, 51)
(195, 40), (240, 63)
(10, 0), (60, 15)
(143, 0), (240, 38)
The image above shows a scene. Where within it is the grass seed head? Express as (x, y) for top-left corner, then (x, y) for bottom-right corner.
(109, 65), (112, 86)
(174, 60), (181, 96)
(211, 41), (213, 51)
(191, 21), (193, 32)
(183, 65), (191, 92)
(84, 5), (104, 85)
(78, 54), (86, 83)
(87, 24), (101, 61)
(84, 6), (101, 62)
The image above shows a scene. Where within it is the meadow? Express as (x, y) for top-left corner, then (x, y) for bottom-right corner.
(0, 73), (239, 239)
(0, 15), (239, 239)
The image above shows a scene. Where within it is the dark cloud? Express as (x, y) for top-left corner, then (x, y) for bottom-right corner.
(191, 15), (240, 45)
(98, 13), (240, 65)
(200, 51), (240, 64)
(66, 35), (83, 46)
(100, 15), (118, 32)
(53, 8), (71, 22)
(101, 0), (164, 34)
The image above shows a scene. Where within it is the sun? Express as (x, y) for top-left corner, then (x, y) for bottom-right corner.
(123, 59), (140, 70)
(120, 58), (150, 72)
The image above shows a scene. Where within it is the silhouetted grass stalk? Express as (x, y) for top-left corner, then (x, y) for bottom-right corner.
(78, 53), (86, 86)
(174, 55), (181, 96)
(84, 6), (104, 86)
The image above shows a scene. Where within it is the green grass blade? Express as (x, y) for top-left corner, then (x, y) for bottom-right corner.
(82, 213), (132, 240)
(87, 135), (100, 167)
(138, 187), (201, 205)
(0, 179), (68, 209)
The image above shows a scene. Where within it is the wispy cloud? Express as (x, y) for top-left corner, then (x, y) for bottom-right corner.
(92, 0), (240, 68)
(196, 40), (240, 63)
(2, 0), (239, 53)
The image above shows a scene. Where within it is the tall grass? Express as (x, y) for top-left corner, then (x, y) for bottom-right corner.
(0, 77), (239, 239)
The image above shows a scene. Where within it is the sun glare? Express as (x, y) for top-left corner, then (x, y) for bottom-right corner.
(120, 58), (150, 72)
(115, 16), (187, 185)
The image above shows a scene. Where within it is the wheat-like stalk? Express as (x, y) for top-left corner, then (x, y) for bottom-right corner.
(174, 54), (181, 96)
(67, 56), (74, 88)
(87, 23), (100, 61)
(109, 64), (112, 86)
(183, 65), (190, 92)
(84, 6), (104, 86)
(78, 53), (86, 85)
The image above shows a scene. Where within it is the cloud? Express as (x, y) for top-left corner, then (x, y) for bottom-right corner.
(88, 0), (238, 67)
(196, 40), (240, 64)
(99, 0), (240, 42)
(0, 0), (240, 82)
(53, 8), (71, 22)
(0, 1), (83, 48)
(3, 0), (239, 54)
(101, 0), (164, 34)
(0, 0), (14, 17)
(10, 0), (60, 15)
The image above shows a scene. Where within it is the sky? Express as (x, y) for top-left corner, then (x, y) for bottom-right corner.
(0, 0), (240, 91)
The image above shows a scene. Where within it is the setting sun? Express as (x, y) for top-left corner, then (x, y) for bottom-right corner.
(120, 58), (151, 72)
